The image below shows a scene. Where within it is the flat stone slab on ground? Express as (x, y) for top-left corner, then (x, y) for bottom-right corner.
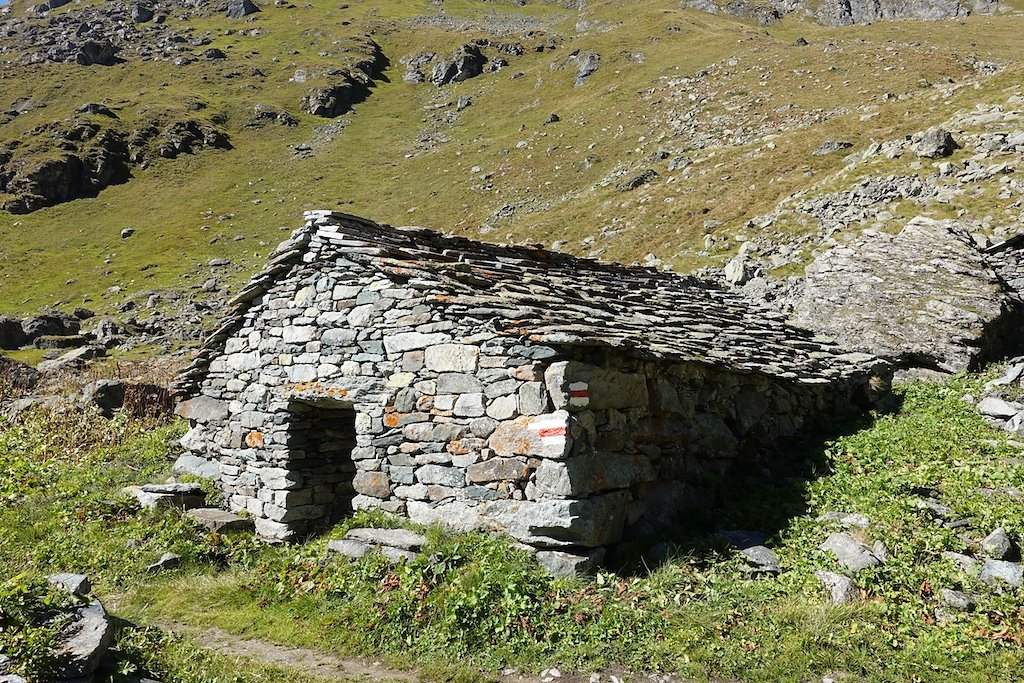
(939, 588), (976, 611)
(327, 539), (371, 559)
(185, 508), (254, 532)
(123, 485), (206, 511)
(740, 545), (781, 574)
(345, 527), (427, 551)
(536, 548), (605, 577)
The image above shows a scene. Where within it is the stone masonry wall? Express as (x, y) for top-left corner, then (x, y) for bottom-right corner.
(175, 229), (880, 559)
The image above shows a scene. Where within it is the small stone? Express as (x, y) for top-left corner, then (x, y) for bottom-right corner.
(740, 545), (781, 574)
(980, 527), (1018, 560)
(815, 570), (856, 605)
(120, 228), (135, 238)
(146, 552), (182, 573)
(978, 397), (1022, 419)
(48, 573), (91, 596)
(942, 551), (980, 575)
(184, 508), (254, 533)
(816, 511), (870, 528)
(939, 588), (975, 611)
(979, 559), (1023, 588)
(818, 533), (883, 572)
(380, 546), (419, 563)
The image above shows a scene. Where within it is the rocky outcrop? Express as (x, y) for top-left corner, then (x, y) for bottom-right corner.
(299, 39), (387, 118)
(787, 217), (1021, 372)
(430, 43), (488, 86)
(683, 0), (998, 25)
(1, 114), (229, 213)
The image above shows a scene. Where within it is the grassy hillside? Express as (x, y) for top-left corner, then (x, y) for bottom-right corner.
(1, 0), (1022, 320)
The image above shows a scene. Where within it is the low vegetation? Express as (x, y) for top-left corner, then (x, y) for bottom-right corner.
(1, 376), (1022, 682)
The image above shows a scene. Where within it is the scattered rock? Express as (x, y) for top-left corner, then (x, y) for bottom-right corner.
(36, 345), (106, 373)
(77, 103), (117, 118)
(939, 588), (975, 611)
(56, 601), (114, 677)
(48, 573), (91, 596)
(146, 552), (182, 572)
(327, 538), (371, 559)
(815, 570), (856, 604)
(816, 512), (870, 528)
(977, 397), (1021, 419)
(942, 551), (980, 575)
(913, 127), (959, 159)
(0, 354), (39, 389)
(819, 532), (886, 572)
(980, 527), (1018, 560)
(812, 140), (853, 156)
(123, 482), (206, 510)
(616, 169), (658, 192)
(740, 545), (781, 574)
(570, 51), (600, 87)
(430, 44), (487, 86)
(0, 317), (28, 349)
(536, 548), (604, 577)
(226, 0), (260, 19)
(979, 558), (1023, 588)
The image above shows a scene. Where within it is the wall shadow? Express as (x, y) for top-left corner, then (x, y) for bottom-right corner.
(605, 398), (901, 576)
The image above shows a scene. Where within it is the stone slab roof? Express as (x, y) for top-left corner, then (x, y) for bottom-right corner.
(173, 211), (882, 396)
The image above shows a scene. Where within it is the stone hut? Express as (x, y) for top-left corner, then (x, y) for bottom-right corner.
(172, 211), (890, 565)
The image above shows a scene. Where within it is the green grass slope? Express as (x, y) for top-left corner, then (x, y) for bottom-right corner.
(0, 0), (1022, 320)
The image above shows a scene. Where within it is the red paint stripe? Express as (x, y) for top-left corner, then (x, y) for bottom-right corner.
(569, 389), (589, 397)
(538, 427), (567, 438)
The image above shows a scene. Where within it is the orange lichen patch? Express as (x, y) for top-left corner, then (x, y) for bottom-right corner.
(446, 439), (474, 455)
(285, 382), (348, 396)
(384, 413), (401, 428)
(246, 431), (265, 448)
(432, 294), (456, 302)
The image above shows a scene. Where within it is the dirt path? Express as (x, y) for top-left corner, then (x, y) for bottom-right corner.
(154, 620), (713, 683)
(156, 621), (420, 682)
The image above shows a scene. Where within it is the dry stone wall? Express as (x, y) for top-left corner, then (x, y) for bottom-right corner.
(174, 211), (890, 562)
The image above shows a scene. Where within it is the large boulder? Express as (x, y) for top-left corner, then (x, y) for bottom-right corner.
(55, 601), (114, 677)
(788, 217), (1020, 372)
(0, 317), (27, 349)
(226, 0), (260, 19)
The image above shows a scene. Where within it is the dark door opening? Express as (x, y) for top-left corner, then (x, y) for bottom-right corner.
(286, 400), (358, 530)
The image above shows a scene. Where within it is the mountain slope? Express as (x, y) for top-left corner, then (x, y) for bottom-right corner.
(0, 0), (1022, 333)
